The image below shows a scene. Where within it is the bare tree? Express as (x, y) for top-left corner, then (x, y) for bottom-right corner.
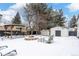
(24, 4), (35, 35)
(27, 3), (48, 34)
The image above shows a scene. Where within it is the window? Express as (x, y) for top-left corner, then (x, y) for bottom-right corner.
(69, 31), (77, 36)
(55, 30), (61, 36)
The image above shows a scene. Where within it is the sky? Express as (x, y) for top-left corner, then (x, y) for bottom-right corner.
(48, 3), (79, 21)
(0, 3), (26, 25)
(0, 3), (15, 10)
(0, 3), (79, 25)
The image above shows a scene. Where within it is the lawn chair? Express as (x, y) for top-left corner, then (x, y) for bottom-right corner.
(0, 46), (17, 56)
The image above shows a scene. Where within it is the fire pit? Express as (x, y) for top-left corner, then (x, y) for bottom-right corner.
(24, 35), (38, 40)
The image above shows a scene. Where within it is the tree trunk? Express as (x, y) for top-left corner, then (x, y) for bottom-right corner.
(25, 27), (27, 36)
(49, 29), (51, 36)
(36, 12), (39, 35)
(30, 28), (33, 35)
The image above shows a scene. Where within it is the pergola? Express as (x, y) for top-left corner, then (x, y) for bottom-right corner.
(3, 24), (25, 38)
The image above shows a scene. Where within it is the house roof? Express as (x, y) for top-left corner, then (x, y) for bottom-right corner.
(0, 24), (26, 31)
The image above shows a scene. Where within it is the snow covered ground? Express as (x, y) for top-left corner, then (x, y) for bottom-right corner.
(0, 35), (79, 56)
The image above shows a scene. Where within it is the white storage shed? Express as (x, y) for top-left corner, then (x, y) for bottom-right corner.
(50, 27), (68, 37)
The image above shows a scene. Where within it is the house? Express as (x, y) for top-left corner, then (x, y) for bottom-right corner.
(26, 27), (40, 35)
(77, 28), (79, 37)
(77, 19), (79, 37)
(41, 29), (49, 36)
(0, 24), (26, 36)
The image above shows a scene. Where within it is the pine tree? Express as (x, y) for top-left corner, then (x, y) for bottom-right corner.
(0, 14), (2, 22)
(12, 12), (21, 24)
(69, 15), (77, 28)
(54, 9), (65, 27)
(11, 12), (21, 38)
(47, 9), (66, 29)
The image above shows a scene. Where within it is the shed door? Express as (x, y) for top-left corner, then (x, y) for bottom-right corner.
(69, 31), (77, 36)
(55, 30), (61, 36)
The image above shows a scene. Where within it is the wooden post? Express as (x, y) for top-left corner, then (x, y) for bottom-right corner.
(10, 25), (14, 38)
(4, 25), (8, 37)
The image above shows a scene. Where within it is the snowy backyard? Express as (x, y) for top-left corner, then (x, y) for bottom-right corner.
(0, 35), (79, 56)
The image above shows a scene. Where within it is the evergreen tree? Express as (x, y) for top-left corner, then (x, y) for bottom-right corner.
(0, 14), (2, 22)
(69, 15), (77, 28)
(12, 12), (21, 24)
(47, 9), (66, 29)
(54, 9), (65, 27)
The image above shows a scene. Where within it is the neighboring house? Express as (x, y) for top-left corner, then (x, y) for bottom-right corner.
(26, 27), (40, 35)
(77, 29), (79, 37)
(77, 19), (79, 37)
(41, 29), (49, 36)
(0, 24), (26, 36)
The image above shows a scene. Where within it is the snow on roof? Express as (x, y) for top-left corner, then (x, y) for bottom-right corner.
(51, 26), (68, 29)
